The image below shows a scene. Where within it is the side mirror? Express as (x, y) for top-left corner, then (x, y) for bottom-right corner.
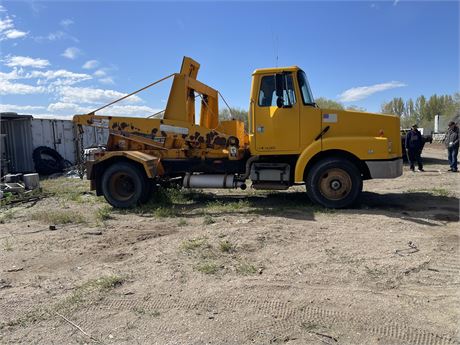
(276, 97), (284, 108)
(275, 74), (284, 108)
(275, 74), (283, 97)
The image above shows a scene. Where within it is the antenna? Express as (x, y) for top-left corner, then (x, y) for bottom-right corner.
(271, 28), (279, 67)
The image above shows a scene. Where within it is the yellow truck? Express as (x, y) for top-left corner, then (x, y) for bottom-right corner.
(73, 57), (402, 209)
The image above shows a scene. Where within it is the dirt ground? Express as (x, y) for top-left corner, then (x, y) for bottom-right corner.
(0, 144), (459, 345)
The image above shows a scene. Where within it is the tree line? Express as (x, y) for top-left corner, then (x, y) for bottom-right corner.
(381, 93), (459, 128)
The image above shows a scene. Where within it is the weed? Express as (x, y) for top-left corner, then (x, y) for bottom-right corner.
(236, 261), (258, 275)
(178, 219), (187, 227)
(219, 240), (236, 253)
(132, 307), (160, 317)
(2, 275), (124, 329)
(55, 275), (124, 314)
(206, 199), (249, 212)
(0, 210), (15, 224)
(41, 178), (99, 204)
(195, 260), (219, 274)
(203, 214), (215, 225)
(3, 237), (13, 252)
(181, 237), (208, 251)
(154, 207), (177, 218)
(30, 209), (85, 224)
(96, 205), (113, 222)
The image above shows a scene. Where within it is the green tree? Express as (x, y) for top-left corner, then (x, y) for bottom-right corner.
(414, 95), (427, 123)
(315, 97), (344, 110)
(381, 97), (405, 116)
(346, 105), (367, 112)
(219, 107), (248, 131)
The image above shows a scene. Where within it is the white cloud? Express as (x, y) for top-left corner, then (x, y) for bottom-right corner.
(61, 47), (81, 59)
(27, 69), (92, 85)
(5, 56), (50, 68)
(4, 29), (27, 39)
(47, 102), (90, 113)
(104, 105), (160, 116)
(58, 86), (142, 104)
(0, 11), (28, 41)
(82, 60), (99, 69)
(46, 102), (159, 117)
(0, 80), (46, 95)
(93, 69), (106, 77)
(35, 31), (79, 43)
(60, 19), (74, 28)
(338, 81), (407, 102)
(0, 68), (23, 81)
(0, 104), (45, 113)
(99, 77), (114, 85)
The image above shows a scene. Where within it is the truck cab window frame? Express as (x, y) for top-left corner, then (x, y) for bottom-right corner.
(258, 73), (297, 108)
(297, 70), (315, 106)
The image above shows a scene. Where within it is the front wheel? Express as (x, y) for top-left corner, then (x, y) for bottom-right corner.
(306, 158), (362, 209)
(101, 162), (149, 208)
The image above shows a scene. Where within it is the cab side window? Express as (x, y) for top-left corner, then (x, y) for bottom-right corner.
(258, 73), (296, 107)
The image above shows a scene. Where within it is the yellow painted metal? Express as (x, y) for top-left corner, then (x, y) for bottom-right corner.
(74, 56), (402, 185)
(93, 151), (164, 178)
(293, 136), (398, 183)
(250, 69), (322, 154)
(252, 66), (299, 75)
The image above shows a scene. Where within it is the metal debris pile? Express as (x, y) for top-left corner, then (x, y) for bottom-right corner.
(0, 173), (41, 204)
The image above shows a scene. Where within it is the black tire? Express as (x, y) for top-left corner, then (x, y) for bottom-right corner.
(101, 162), (149, 208)
(306, 157), (362, 209)
(33, 146), (66, 175)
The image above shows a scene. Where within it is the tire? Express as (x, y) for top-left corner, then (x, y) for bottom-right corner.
(33, 146), (66, 175)
(306, 157), (362, 209)
(101, 162), (149, 208)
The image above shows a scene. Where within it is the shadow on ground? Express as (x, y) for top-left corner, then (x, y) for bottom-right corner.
(117, 189), (459, 225)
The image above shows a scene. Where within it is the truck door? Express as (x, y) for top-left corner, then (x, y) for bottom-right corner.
(254, 72), (300, 153)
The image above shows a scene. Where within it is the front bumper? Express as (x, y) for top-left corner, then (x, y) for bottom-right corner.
(366, 158), (403, 179)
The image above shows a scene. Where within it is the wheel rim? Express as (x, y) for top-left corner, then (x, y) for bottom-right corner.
(318, 168), (352, 201)
(109, 172), (136, 201)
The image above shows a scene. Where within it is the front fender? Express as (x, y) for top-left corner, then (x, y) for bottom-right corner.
(294, 140), (322, 183)
(294, 136), (393, 183)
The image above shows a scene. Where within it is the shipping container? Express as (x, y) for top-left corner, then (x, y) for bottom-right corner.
(0, 113), (35, 174)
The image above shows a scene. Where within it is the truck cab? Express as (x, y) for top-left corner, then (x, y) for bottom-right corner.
(248, 66), (402, 207)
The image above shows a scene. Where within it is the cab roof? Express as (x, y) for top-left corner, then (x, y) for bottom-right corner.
(252, 66), (300, 75)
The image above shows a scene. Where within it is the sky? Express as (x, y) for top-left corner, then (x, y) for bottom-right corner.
(0, 0), (458, 119)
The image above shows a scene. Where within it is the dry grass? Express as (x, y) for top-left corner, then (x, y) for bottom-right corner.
(30, 209), (85, 225)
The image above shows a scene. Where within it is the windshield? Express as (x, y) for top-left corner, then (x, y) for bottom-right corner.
(297, 70), (315, 105)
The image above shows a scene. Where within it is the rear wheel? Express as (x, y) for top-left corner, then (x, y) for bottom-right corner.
(101, 162), (149, 208)
(306, 157), (362, 209)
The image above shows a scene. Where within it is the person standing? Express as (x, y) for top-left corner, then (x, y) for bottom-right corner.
(405, 124), (424, 172)
(445, 121), (459, 172)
